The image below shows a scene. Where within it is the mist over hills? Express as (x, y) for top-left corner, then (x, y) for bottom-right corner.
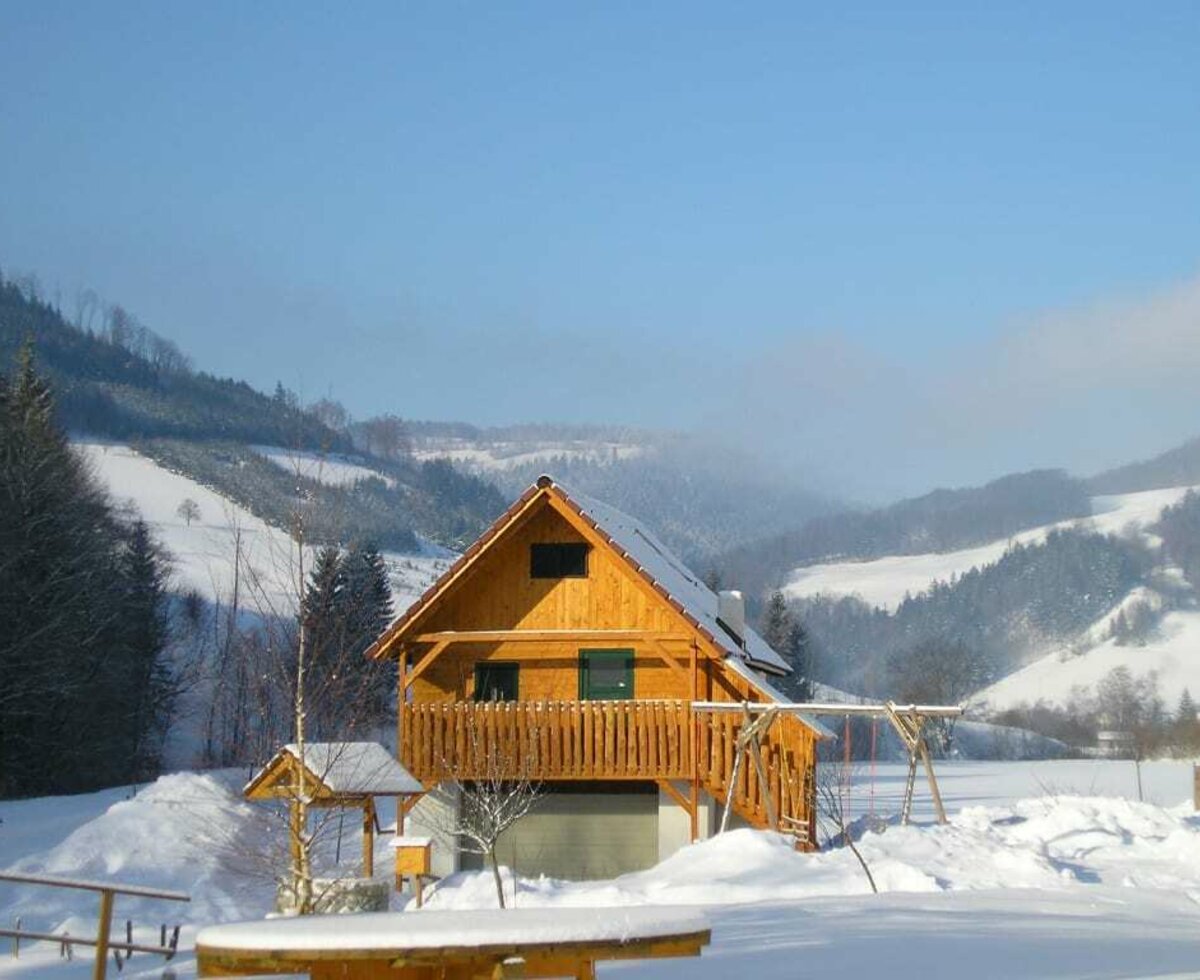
(1088, 436), (1200, 496)
(8, 265), (1200, 728)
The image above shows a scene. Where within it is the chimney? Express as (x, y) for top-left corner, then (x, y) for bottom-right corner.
(717, 590), (745, 647)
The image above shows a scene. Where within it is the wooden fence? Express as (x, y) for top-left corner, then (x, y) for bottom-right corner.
(0, 870), (188, 980)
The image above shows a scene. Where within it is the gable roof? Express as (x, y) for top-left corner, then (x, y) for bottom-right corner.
(244, 741), (423, 799)
(560, 483), (791, 675)
(367, 475), (790, 676)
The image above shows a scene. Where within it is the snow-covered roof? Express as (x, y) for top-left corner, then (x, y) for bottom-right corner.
(247, 742), (422, 797)
(557, 482), (790, 675)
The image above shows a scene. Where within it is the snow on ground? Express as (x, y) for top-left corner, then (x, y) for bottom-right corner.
(784, 485), (1199, 612)
(978, 608), (1200, 712)
(251, 445), (396, 488)
(2, 761), (1198, 979)
(76, 440), (450, 614)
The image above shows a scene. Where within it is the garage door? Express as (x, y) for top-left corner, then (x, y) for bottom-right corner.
(461, 782), (658, 881)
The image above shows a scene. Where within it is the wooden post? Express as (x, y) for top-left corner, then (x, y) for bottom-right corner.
(288, 800), (303, 867)
(92, 889), (113, 980)
(1193, 763), (1199, 811)
(689, 642), (699, 841)
(362, 799), (375, 878)
(398, 648), (408, 767)
(918, 736), (948, 824)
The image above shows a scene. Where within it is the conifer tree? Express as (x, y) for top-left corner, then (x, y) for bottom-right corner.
(761, 591), (791, 654)
(0, 344), (175, 795)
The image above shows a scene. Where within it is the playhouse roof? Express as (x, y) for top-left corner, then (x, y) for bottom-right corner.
(244, 741), (423, 800)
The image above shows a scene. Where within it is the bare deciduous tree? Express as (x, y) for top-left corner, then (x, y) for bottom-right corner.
(814, 762), (878, 894)
(176, 497), (201, 526)
(431, 720), (543, 909)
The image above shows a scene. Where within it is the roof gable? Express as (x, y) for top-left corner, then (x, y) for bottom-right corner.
(368, 476), (790, 676)
(245, 741), (423, 799)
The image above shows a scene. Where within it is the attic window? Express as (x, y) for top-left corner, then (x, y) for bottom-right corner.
(531, 542), (589, 579)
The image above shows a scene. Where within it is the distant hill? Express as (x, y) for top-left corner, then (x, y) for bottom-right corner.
(0, 274), (342, 449)
(1088, 435), (1200, 495)
(413, 426), (839, 563)
(714, 469), (1092, 603)
(0, 274), (505, 551)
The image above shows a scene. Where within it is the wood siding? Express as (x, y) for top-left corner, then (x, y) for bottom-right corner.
(392, 492), (819, 841)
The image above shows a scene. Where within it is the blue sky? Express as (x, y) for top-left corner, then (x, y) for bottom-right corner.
(2, 2), (1198, 499)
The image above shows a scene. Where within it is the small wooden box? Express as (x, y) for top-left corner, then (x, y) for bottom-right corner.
(391, 836), (432, 876)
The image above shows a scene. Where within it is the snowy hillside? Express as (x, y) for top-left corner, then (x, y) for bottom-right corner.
(977, 609), (1200, 712)
(411, 437), (646, 473)
(78, 441), (451, 614)
(785, 485), (1197, 612)
(2, 761), (1197, 980)
(252, 445), (398, 489)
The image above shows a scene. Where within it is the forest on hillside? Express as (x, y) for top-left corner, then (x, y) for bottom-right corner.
(0, 272), (342, 448)
(793, 528), (1157, 696)
(0, 272), (507, 551)
(718, 469), (1093, 603)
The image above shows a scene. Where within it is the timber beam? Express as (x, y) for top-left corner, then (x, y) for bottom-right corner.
(412, 630), (693, 644)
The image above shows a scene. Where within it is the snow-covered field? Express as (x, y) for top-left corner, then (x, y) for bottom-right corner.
(251, 445), (396, 489)
(76, 440), (450, 615)
(784, 485), (1197, 612)
(2, 760), (1198, 979)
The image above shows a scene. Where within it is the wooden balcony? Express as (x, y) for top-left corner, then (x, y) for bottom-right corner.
(401, 699), (693, 782)
(400, 699), (817, 845)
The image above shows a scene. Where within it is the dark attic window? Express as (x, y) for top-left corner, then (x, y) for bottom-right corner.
(530, 542), (589, 579)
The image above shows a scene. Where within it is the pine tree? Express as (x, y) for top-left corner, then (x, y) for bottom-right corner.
(761, 591), (792, 654)
(117, 519), (175, 780)
(340, 542), (394, 729)
(785, 620), (814, 701)
(1179, 688), (1198, 725)
(0, 344), (175, 795)
(302, 545), (347, 739)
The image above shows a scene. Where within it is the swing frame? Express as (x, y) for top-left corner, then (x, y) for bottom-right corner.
(692, 701), (962, 827)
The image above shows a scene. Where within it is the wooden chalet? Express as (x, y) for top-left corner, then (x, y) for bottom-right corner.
(366, 476), (828, 880)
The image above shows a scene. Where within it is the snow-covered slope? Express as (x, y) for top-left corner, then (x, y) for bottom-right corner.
(977, 609), (1200, 712)
(78, 440), (451, 613)
(784, 485), (1197, 612)
(252, 445), (397, 488)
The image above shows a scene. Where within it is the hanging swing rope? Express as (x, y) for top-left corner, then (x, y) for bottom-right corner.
(842, 714), (852, 819)
(869, 717), (878, 819)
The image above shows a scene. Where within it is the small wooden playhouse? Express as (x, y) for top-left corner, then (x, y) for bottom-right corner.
(366, 476), (829, 880)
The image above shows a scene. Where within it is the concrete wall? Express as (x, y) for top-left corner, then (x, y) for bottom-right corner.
(461, 784), (659, 881)
(405, 783), (461, 879)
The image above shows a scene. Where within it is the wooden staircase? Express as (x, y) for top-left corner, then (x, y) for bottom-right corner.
(696, 708), (817, 848)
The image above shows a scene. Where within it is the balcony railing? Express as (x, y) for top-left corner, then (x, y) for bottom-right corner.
(401, 699), (693, 782)
(399, 698), (816, 841)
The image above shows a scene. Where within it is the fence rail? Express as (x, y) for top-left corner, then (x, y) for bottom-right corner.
(0, 870), (188, 980)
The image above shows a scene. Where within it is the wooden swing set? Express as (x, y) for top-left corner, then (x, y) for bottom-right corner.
(691, 700), (964, 834)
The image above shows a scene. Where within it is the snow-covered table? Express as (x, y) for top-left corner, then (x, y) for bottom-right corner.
(196, 906), (710, 979)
